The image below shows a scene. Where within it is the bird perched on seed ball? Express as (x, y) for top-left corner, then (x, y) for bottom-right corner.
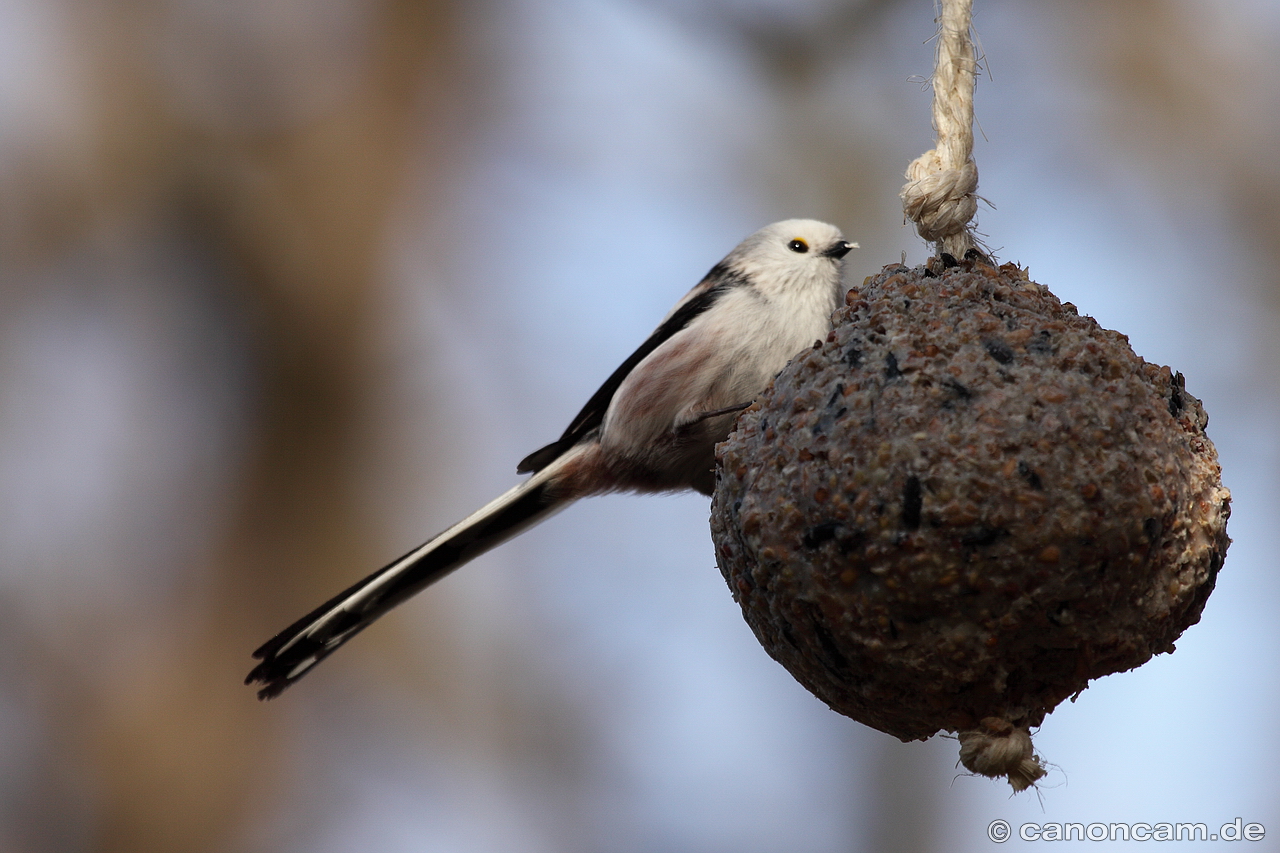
(247, 219), (856, 698)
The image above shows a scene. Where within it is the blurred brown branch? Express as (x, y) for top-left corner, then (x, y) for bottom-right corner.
(4, 1), (464, 850)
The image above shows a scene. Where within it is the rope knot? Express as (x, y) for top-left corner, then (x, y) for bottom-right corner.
(901, 152), (979, 249)
(901, 0), (981, 259)
(957, 717), (1047, 792)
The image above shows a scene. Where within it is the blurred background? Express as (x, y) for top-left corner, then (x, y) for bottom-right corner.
(1, 0), (1278, 850)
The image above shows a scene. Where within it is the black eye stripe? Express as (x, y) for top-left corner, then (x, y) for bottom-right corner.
(788, 239), (809, 254)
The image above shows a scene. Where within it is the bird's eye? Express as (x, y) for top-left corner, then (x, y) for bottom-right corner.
(788, 238), (809, 253)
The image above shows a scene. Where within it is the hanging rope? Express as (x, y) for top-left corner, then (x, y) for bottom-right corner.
(901, 0), (981, 259)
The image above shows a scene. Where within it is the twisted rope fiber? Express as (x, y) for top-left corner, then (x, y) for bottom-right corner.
(901, 0), (981, 258)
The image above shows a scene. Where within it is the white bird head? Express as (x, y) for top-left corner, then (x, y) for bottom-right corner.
(723, 219), (856, 300)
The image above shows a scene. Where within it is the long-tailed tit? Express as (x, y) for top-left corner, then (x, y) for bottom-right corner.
(247, 219), (855, 699)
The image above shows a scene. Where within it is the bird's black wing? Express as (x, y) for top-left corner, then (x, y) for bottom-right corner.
(517, 267), (742, 474)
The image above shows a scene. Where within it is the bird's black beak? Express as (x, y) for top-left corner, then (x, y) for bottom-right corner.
(822, 240), (856, 259)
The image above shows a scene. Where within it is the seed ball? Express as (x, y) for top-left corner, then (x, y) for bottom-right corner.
(711, 259), (1230, 790)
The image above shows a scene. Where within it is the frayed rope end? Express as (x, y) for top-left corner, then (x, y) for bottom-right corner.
(957, 717), (1047, 793)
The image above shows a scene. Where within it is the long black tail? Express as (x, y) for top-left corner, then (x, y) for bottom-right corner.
(246, 461), (574, 699)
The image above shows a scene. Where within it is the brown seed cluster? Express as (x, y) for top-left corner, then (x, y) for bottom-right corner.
(711, 259), (1231, 765)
